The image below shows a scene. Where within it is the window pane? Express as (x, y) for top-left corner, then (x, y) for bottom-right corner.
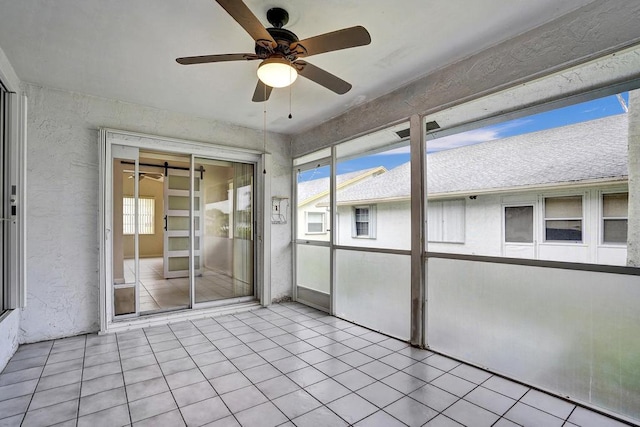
(505, 206), (533, 243)
(545, 196), (582, 219)
(603, 193), (628, 217)
(545, 220), (582, 241)
(123, 197), (154, 235)
(307, 212), (325, 233)
(356, 221), (369, 236)
(603, 219), (628, 244)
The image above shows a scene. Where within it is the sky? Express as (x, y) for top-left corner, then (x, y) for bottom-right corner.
(298, 92), (629, 182)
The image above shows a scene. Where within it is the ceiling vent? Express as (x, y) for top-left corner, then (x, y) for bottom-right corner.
(395, 121), (440, 139)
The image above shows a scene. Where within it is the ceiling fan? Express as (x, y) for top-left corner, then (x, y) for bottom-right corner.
(176, 0), (371, 102)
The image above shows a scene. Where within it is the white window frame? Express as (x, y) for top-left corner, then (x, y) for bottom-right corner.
(427, 199), (465, 244)
(543, 195), (584, 243)
(352, 205), (377, 239)
(0, 83), (27, 312)
(601, 191), (628, 245)
(123, 196), (155, 235)
(305, 211), (326, 234)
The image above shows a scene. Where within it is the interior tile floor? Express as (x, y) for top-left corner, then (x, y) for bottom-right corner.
(123, 258), (251, 312)
(0, 302), (632, 427)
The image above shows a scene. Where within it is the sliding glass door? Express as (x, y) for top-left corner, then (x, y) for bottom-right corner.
(195, 158), (254, 304)
(109, 144), (257, 321)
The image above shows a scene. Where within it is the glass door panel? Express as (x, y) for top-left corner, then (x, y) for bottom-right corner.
(112, 146), (139, 317)
(195, 158), (254, 304)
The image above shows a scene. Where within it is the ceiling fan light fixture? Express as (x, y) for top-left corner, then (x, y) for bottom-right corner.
(257, 57), (298, 88)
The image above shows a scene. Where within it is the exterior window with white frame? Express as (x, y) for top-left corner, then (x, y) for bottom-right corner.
(123, 197), (155, 235)
(428, 199), (465, 243)
(352, 205), (376, 238)
(306, 211), (326, 234)
(544, 196), (582, 242)
(602, 192), (628, 244)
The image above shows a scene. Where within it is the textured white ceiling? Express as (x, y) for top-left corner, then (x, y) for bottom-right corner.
(0, 0), (596, 134)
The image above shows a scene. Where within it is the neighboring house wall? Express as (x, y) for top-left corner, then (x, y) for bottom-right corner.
(22, 84), (292, 343)
(333, 185), (628, 266)
(336, 201), (411, 250)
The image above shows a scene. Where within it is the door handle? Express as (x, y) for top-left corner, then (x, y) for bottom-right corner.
(164, 215), (168, 231)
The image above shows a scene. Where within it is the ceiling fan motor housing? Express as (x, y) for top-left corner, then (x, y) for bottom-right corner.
(255, 27), (299, 61)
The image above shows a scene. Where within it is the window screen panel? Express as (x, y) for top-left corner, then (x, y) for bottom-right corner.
(505, 206), (534, 243)
(545, 219), (582, 241)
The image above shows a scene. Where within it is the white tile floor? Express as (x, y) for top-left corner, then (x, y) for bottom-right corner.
(0, 302), (633, 427)
(123, 258), (252, 312)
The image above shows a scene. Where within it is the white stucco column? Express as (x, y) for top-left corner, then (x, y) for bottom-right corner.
(628, 89), (640, 267)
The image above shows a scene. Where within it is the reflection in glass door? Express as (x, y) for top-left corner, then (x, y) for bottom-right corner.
(195, 158), (254, 304)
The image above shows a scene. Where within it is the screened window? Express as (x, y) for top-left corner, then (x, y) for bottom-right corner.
(123, 197), (155, 235)
(428, 199), (465, 243)
(544, 196), (582, 242)
(505, 206), (534, 243)
(352, 205), (376, 238)
(602, 192), (628, 244)
(306, 212), (325, 234)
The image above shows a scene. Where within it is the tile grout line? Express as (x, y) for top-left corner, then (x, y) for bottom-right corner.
(140, 325), (189, 426)
(114, 332), (135, 427)
(73, 335), (88, 426)
(175, 316), (246, 426)
(18, 340), (55, 425)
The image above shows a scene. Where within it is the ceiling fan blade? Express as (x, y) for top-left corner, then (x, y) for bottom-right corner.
(294, 61), (352, 94)
(291, 26), (371, 57)
(252, 80), (273, 102)
(215, 0), (277, 49)
(176, 53), (258, 65)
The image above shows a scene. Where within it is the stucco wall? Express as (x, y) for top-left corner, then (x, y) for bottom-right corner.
(22, 84), (291, 343)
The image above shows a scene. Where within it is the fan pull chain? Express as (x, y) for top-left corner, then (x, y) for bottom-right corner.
(288, 66), (293, 119)
(263, 84), (267, 174)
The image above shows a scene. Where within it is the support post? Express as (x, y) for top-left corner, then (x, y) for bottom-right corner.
(410, 115), (426, 346)
(628, 89), (640, 266)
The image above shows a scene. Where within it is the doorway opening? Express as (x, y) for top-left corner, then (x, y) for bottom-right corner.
(106, 139), (260, 324)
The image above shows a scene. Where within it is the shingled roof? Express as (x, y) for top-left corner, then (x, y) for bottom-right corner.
(334, 113), (628, 203)
(297, 167), (386, 206)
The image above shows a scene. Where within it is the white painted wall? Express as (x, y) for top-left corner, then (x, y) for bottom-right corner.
(336, 202), (411, 250)
(324, 186), (628, 265)
(22, 84), (291, 343)
(0, 310), (20, 371)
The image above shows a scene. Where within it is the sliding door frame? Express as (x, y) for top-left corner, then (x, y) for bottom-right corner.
(99, 129), (270, 333)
